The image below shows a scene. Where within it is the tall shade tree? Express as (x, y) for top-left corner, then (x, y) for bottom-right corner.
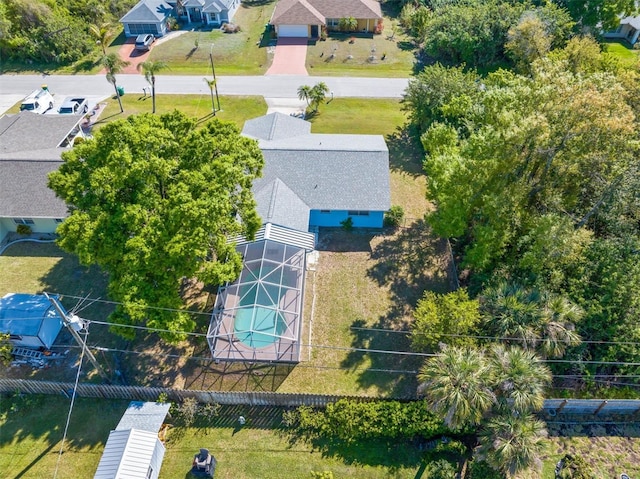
(89, 22), (115, 55)
(417, 346), (495, 430)
(101, 52), (130, 113)
(419, 60), (638, 271)
(48, 112), (264, 340)
(478, 413), (548, 478)
(489, 345), (552, 413)
(137, 60), (168, 114)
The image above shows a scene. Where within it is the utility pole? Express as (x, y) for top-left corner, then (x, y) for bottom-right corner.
(45, 293), (111, 383)
(210, 44), (221, 112)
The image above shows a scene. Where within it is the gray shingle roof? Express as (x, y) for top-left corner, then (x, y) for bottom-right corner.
(0, 157), (67, 217)
(0, 112), (82, 154)
(272, 0), (382, 25)
(0, 112), (80, 218)
(257, 149), (390, 211)
(120, 0), (174, 23)
(254, 178), (311, 232)
(116, 401), (171, 433)
(245, 113), (390, 217)
(242, 113), (311, 141)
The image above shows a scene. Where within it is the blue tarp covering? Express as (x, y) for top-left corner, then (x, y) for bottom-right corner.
(0, 293), (64, 349)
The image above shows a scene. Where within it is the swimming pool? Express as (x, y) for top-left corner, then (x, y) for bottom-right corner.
(233, 306), (288, 348)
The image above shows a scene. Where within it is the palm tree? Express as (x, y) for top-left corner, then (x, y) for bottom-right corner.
(89, 23), (116, 56)
(297, 84), (312, 108)
(489, 345), (552, 414)
(417, 346), (496, 430)
(480, 282), (582, 358)
(137, 60), (168, 114)
(478, 413), (547, 478)
(538, 293), (583, 358)
(102, 53), (130, 113)
(310, 82), (329, 112)
(203, 78), (216, 114)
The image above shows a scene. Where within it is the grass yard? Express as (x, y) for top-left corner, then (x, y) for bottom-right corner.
(96, 94), (268, 129)
(148, 0), (277, 75)
(307, 29), (416, 77)
(0, 395), (129, 478)
(0, 395), (429, 479)
(603, 40), (640, 67)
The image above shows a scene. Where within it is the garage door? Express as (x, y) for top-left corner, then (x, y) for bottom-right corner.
(279, 25), (308, 37)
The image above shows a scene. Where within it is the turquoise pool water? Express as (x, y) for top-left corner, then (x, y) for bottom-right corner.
(234, 306), (287, 348)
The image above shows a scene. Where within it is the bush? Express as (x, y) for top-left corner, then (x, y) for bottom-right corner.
(172, 398), (220, 427)
(340, 216), (354, 231)
(556, 454), (595, 479)
(294, 399), (447, 444)
(16, 224), (32, 235)
(222, 23), (241, 33)
(384, 205), (405, 227)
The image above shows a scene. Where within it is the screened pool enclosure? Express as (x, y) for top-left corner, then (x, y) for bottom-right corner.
(207, 239), (306, 363)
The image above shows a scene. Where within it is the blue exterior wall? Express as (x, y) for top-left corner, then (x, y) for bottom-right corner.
(309, 210), (384, 228)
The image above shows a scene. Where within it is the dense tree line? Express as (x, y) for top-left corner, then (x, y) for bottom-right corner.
(405, 36), (640, 384)
(0, 0), (136, 64)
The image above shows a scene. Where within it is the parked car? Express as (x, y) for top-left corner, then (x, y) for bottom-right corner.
(135, 34), (155, 51)
(58, 97), (89, 115)
(20, 88), (54, 114)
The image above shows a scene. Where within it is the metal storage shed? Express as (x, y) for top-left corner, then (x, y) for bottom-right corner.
(0, 293), (64, 349)
(94, 402), (170, 479)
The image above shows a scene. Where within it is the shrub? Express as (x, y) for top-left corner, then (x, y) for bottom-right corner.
(223, 23), (241, 33)
(556, 454), (595, 479)
(16, 224), (32, 235)
(339, 17), (358, 32)
(340, 216), (354, 231)
(173, 398), (221, 427)
(384, 205), (405, 227)
(295, 399), (447, 444)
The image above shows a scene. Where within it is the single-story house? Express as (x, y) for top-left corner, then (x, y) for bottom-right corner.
(603, 16), (640, 45)
(242, 112), (391, 231)
(174, 0), (242, 26)
(270, 0), (383, 38)
(120, 0), (174, 37)
(0, 293), (65, 349)
(94, 401), (171, 479)
(207, 113), (390, 364)
(0, 112), (83, 243)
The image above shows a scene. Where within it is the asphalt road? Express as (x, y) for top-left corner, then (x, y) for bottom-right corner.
(0, 74), (410, 99)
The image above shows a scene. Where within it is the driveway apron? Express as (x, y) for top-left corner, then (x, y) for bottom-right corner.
(266, 38), (308, 76)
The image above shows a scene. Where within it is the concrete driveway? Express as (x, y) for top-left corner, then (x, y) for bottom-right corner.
(266, 38), (308, 76)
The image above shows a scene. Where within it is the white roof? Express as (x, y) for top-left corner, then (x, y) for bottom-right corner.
(94, 429), (165, 479)
(116, 401), (170, 433)
(621, 15), (640, 30)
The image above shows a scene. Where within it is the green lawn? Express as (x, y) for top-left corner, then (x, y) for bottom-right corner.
(0, 395), (427, 479)
(96, 94), (268, 129)
(0, 395), (129, 478)
(148, 0), (277, 75)
(307, 29), (415, 77)
(603, 40), (640, 67)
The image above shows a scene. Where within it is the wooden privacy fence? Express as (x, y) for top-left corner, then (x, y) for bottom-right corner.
(0, 379), (380, 407)
(2, 379), (640, 415)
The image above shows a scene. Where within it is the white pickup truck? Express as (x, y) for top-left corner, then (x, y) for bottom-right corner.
(58, 97), (89, 115)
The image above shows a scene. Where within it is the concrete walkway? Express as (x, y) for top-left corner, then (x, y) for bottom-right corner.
(266, 38), (308, 76)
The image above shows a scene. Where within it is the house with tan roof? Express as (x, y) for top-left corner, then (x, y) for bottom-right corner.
(270, 0), (383, 38)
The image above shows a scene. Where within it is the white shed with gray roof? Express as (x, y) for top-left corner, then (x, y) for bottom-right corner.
(94, 401), (170, 479)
